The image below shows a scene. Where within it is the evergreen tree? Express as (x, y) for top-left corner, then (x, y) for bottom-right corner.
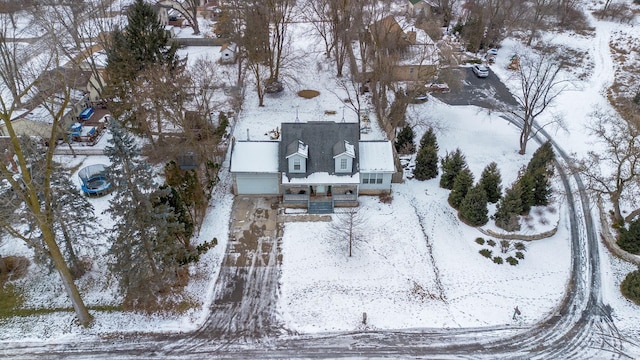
(51, 174), (104, 278)
(495, 185), (523, 231)
(419, 127), (439, 151)
(619, 219), (640, 255)
(440, 148), (467, 189)
(526, 141), (555, 175)
(105, 120), (187, 306)
(479, 162), (502, 203)
(105, 0), (182, 124)
(414, 146), (439, 180)
(531, 169), (552, 206)
(395, 125), (416, 154)
(517, 171), (535, 214)
(459, 185), (489, 226)
(448, 168), (474, 209)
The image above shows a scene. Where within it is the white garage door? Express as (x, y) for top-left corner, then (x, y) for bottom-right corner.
(236, 173), (279, 194)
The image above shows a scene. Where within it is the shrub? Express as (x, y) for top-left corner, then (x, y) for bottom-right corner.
(440, 149), (467, 189)
(618, 219), (640, 254)
(480, 249), (492, 258)
(419, 127), (439, 151)
(515, 251), (525, 259)
(479, 162), (502, 203)
(448, 168), (474, 209)
(475, 237), (485, 245)
(514, 242), (526, 251)
(517, 172), (535, 214)
(621, 269), (640, 305)
(495, 184), (523, 231)
(414, 146), (439, 180)
(459, 185), (489, 226)
(493, 256), (503, 264)
(506, 257), (519, 266)
(395, 125), (416, 155)
(500, 240), (510, 253)
(487, 239), (496, 247)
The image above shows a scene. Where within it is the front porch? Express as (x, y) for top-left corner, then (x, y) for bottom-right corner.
(282, 184), (358, 213)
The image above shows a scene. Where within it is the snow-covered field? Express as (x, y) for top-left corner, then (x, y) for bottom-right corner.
(1, 0), (639, 347)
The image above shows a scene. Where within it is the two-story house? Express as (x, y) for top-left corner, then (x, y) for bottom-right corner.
(230, 121), (395, 213)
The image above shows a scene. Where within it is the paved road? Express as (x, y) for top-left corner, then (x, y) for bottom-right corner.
(432, 66), (519, 109)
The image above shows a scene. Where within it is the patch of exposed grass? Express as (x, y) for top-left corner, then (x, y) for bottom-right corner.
(0, 284), (24, 318)
(297, 89), (320, 99)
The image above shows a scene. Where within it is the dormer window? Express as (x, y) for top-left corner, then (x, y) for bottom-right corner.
(340, 158), (347, 170)
(294, 158), (301, 171)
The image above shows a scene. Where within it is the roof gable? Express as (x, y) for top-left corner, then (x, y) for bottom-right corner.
(333, 140), (355, 159)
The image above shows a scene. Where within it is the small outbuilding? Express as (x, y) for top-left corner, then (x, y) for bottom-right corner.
(220, 43), (237, 64)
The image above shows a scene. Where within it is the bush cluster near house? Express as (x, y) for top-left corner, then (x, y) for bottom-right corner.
(440, 149), (502, 227)
(475, 237), (527, 265)
(495, 141), (555, 231)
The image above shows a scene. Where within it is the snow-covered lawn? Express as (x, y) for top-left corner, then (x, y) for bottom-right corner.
(278, 101), (570, 333)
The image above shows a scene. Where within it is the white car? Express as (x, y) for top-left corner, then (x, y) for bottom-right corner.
(472, 64), (489, 78)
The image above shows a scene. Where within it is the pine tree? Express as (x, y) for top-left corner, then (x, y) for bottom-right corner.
(495, 185), (523, 231)
(479, 162), (502, 203)
(105, 120), (187, 306)
(618, 219), (640, 254)
(105, 0), (182, 124)
(395, 125), (416, 154)
(414, 146), (439, 180)
(419, 127), (439, 151)
(448, 168), (474, 209)
(51, 174), (104, 278)
(526, 141), (555, 175)
(440, 148), (467, 189)
(517, 171), (535, 214)
(459, 185), (489, 226)
(531, 169), (552, 206)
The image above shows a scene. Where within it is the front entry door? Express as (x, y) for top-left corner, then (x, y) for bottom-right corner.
(316, 185), (325, 195)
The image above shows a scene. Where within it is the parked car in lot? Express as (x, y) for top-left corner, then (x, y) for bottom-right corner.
(472, 64), (489, 78)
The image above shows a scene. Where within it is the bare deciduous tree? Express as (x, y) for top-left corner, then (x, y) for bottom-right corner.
(156, 0), (201, 35)
(330, 207), (366, 257)
(572, 110), (640, 223)
(509, 52), (568, 155)
(0, 30), (93, 325)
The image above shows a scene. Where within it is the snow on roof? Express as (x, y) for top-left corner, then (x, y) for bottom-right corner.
(332, 140), (355, 159)
(286, 140), (308, 159)
(283, 171), (360, 185)
(230, 141), (279, 173)
(359, 141), (395, 172)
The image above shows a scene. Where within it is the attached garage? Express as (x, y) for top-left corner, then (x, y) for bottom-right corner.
(234, 173), (280, 195)
(230, 140), (281, 195)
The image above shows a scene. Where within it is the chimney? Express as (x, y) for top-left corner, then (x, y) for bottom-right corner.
(247, 128), (250, 140)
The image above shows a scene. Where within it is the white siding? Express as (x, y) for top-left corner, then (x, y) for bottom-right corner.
(288, 154), (307, 173)
(334, 154), (353, 173)
(360, 172), (392, 193)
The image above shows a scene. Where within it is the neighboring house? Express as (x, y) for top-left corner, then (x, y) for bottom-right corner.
(365, 15), (439, 82)
(407, 0), (436, 15)
(230, 121), (395, 214)
(0, 67), (96, 140)
(219, 43), (237, 64)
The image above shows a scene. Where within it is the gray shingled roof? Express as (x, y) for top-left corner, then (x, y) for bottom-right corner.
(279, 122), (359, 178)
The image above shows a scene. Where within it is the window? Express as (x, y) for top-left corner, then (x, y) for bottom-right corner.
(340, 158), (348, 170)
(293, 158), (301, 171)
(362, 173), (384, 184)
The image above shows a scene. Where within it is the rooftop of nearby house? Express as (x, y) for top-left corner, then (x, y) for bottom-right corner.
(279, 121), (359, 178)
